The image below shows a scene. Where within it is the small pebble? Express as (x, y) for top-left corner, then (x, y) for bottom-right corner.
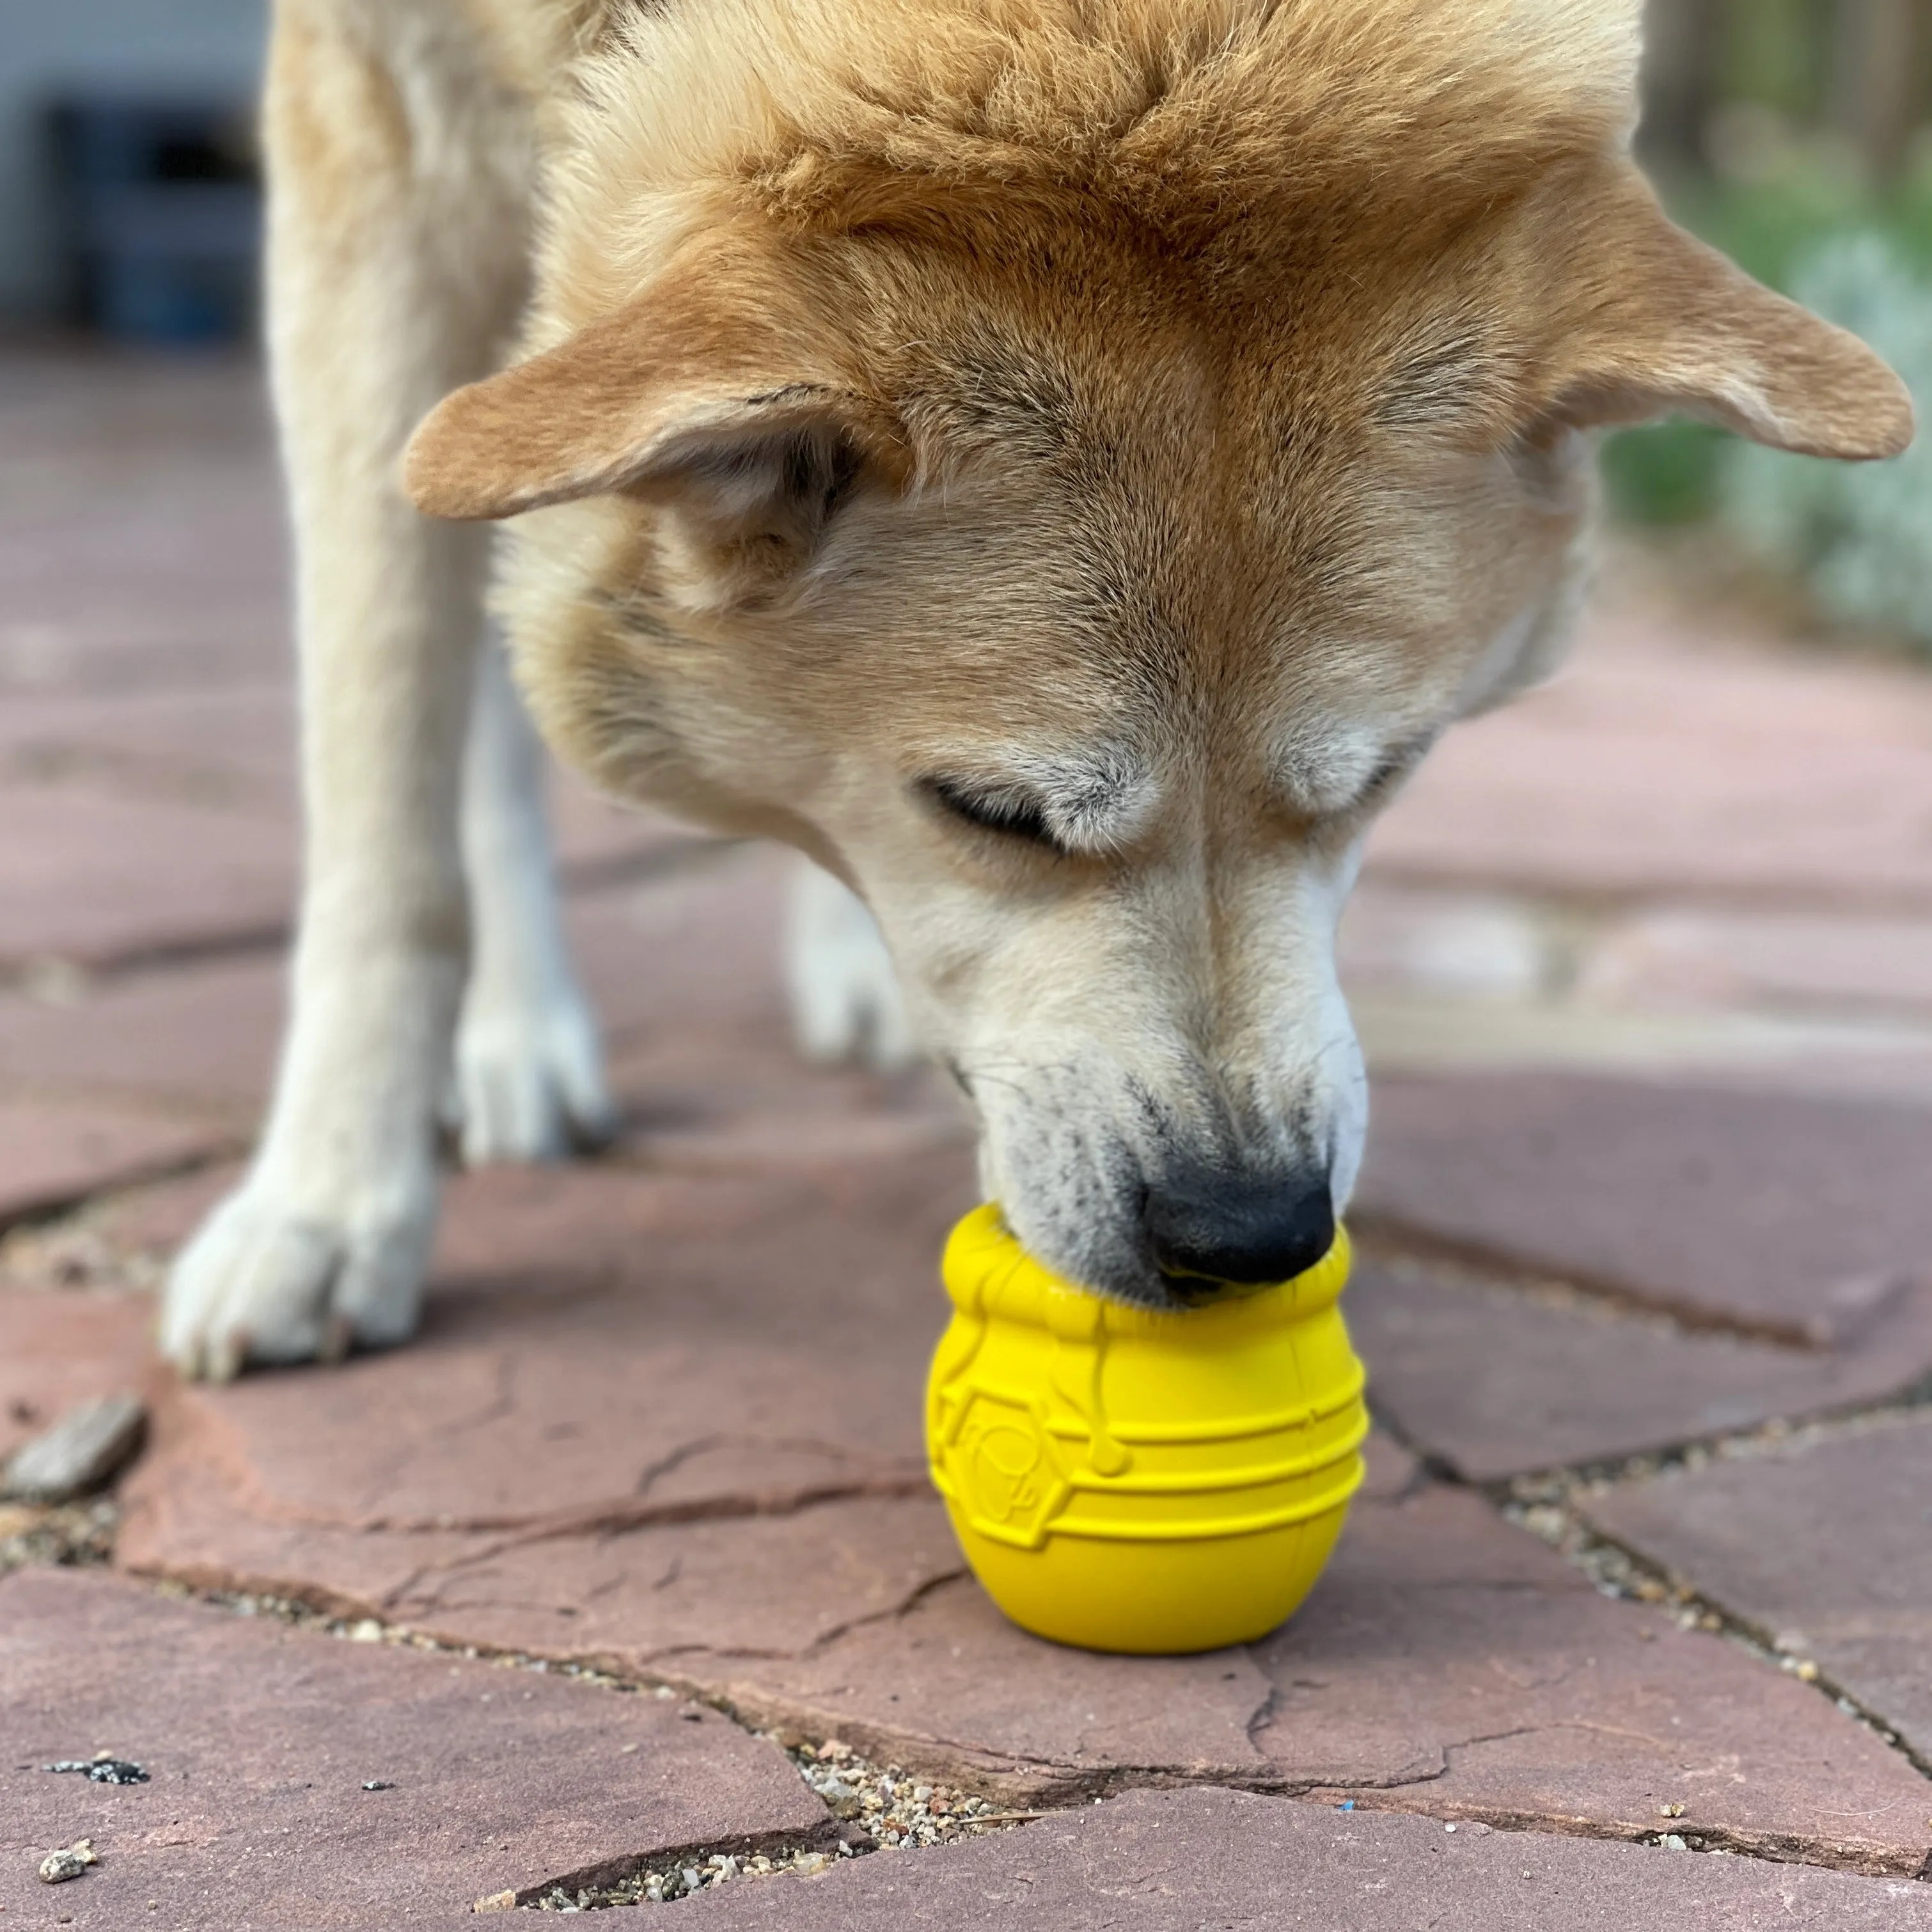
(4, 1394), (146, 1505)
(38, 1841), (97, 1885)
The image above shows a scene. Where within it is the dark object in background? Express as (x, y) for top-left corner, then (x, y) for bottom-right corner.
(44, 1756), (150, 1786)
(48, 97), (261, 345)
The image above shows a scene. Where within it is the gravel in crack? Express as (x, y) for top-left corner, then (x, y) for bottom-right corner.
(525, 1737), (1037, 1910)
(0, 1496), (116, 1573)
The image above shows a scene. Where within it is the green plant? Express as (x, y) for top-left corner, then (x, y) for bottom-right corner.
(1723, 228), (1932, 646)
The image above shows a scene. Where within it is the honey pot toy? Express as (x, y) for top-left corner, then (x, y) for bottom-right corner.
(925, 1204), (1367, 1654)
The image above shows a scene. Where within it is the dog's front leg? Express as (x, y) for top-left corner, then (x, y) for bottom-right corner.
(162, 3), (531, 1378)
(785, 858), (920, 1072)
(449, 631), (615, 1164)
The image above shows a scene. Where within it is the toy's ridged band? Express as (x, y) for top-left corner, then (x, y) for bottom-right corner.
(926, 1204), (1368, 1654)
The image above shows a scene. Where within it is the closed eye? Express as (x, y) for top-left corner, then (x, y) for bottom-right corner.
(919, 775), (1065, 852)
(1349, 735), (1435, 813)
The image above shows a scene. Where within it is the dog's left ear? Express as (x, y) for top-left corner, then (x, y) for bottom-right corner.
(1541, 191), (1913, 461)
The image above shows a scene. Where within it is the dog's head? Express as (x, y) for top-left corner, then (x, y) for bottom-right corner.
(408, 0), (1909, 1304)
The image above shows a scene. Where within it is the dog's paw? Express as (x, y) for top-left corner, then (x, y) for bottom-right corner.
(786, 861), (920, 1072)
(451, 971), (617, 1165)
(160, 1172), (438, 1381)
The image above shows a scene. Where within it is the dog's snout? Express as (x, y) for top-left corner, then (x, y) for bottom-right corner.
(1144, 1168), (1335, 1303)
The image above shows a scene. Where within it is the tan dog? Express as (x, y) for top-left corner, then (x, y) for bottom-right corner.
(162, 0), (1910, 1376)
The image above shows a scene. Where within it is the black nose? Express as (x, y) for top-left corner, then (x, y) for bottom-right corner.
(1144, 1169), (1336, 1303)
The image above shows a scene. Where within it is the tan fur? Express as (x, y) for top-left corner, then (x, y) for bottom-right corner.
(163, 0), (1911, 1370)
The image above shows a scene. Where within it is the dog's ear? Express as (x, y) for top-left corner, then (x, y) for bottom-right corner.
(405, 271), (902, 604)
(1537, 193), (1912, 460)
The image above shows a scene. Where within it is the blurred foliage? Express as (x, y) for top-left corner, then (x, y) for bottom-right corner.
(1602, 164), (1931, 526)
(1606, 0), (1932, 530)
(1726, 232), (1932, 647)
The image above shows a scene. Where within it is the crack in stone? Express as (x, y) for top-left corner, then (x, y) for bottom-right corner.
(1353, 1218), (1839, 1353)
(276, 1465), (934, 1542)
(510, 1819), (862, 1909)
(797, 1566), (973, 1658)
(1243, 1683), (1284, 1757)
(136, 1575), (1932, 1887)
(1315, 1781), (1932, 1878)
(0, 834), (725, 994)
(0, 1138), (244, 1240)
(1523, 1504), (1932, 1789)
(1493, 1404), (1932, 1789)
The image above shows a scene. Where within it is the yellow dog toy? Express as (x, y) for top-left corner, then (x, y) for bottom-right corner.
(926, 1204), (1367, 1654)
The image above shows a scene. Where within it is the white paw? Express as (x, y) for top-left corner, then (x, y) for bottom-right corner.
(451, 971), (617, 1165)
(786, 860), (920, 1071)
(160, 1168), (438, 1381)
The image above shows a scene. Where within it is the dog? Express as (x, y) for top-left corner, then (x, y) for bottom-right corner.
(161, 0), (1910, 1378)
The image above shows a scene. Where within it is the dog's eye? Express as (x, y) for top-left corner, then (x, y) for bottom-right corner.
(920, 776), (1064, 852)
(1350, 736), (1434, 813)
(1358, 755), (1409, 800)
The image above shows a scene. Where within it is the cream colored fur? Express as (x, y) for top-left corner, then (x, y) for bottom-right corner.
(162, 0), (1909, 1374)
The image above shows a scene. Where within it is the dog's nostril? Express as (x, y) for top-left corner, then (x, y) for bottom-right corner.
(1145, 1174), (1336, 1298)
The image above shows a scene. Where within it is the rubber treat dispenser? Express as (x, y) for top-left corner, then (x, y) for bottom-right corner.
(925, 1204), (1367, 1654)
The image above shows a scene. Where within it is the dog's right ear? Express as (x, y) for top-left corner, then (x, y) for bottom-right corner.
(405, 299), (876, 521)
(405, 265), (904, 604)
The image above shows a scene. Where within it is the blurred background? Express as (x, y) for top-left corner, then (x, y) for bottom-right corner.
(4, 1), (1932, 636)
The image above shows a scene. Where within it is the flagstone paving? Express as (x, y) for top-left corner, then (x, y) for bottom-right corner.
(675, 1787), (1932, 1932)
(3, 1566), (833, 1929)
(1584, 1417), (1932, 1770)
(1356, 1074), (1932, 1346)
(6, 346), (1932, 1923)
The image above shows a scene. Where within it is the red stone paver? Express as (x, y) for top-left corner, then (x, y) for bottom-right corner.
(1368, 610), (1932, 912)
(119, 1227), (1932, 1880)
(116, 1151), (973, 1638)
(1576, 906), (1932, 1017)
(0, 1287), (155, 1464)
(732, 1449), (1932, 1871)
(0, 1096), (232, 1227)
(0, 684), (295, 814)
(0, 845), (960, 1149)
(0, 962), (284, 1115)
(1349, 1261), (1932, 1479)
(1585, 1418), (1932, 1769)
(680, 1786), (1932, 1931)
(0, 786), (296, 970)
(1, 1566), (830, 1928)
(1358, 1074), (1932, 1346)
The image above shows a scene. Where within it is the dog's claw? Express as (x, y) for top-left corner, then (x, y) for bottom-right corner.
(161, 1173), (436, 1380)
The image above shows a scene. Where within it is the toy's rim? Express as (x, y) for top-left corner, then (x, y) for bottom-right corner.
(943, 1202), (1352, 1335)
